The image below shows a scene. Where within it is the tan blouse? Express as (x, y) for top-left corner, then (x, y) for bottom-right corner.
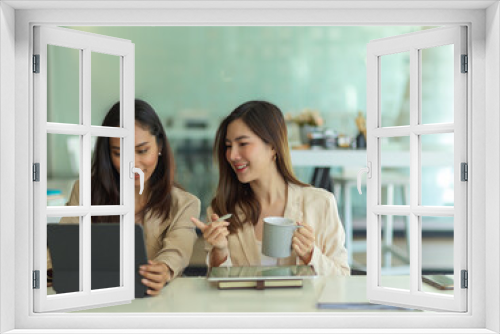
(206, 183), (350, 276)
(48, 180), (200, 279)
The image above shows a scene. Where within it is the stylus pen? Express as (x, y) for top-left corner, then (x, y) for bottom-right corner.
(206, 213), (232, 225)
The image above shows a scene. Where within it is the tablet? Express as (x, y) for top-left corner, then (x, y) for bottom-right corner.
(47, 223), (149, 298)
(207, 264), (316, 282)
(422, 275), (454, 290)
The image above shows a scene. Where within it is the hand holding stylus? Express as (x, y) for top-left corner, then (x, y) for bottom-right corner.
(191, 213), (231, 250)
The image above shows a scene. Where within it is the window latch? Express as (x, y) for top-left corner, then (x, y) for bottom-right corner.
(129, 162), (144, 195)
(357, 161), (372, 195)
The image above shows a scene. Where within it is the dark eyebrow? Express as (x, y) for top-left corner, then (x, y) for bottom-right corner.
(111, 142), (149, 150)
(225, 135), (250, 143)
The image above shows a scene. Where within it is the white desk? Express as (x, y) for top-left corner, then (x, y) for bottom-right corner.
(291, 149), (367, 168)
(290, 149), (453, 168)
(75, 276), (449, 313)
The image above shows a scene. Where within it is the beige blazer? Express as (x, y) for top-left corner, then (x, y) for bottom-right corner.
(48, 180), (200, 279)
(207, 183), (350, 276)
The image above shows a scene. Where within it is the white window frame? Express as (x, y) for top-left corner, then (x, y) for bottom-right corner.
(366, 26), (468, 312)
(1, 2), (498, 333)
(33, 26), (136, 312)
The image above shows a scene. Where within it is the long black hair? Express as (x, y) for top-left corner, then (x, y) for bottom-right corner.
(91, 99), (175, 223)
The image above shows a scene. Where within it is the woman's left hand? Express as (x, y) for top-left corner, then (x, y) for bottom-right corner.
(139, 260), (171, 296)
(292, 221), (315, 264)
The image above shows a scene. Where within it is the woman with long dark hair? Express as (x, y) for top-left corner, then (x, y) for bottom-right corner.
(50, 99), (200, 295)
(191, 101), (349, 276)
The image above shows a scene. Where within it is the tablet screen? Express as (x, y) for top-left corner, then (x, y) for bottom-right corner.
(207, 265), (316, 281)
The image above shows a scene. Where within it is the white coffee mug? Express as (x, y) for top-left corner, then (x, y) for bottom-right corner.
(262, 217), (300, 258)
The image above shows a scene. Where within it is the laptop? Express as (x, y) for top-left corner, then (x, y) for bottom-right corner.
(47, 223), (148, 298)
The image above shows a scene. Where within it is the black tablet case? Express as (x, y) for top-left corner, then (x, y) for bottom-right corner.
(47, 223), (148, 298)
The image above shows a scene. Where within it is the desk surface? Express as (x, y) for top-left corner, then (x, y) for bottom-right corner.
(75, 275), (450, 313)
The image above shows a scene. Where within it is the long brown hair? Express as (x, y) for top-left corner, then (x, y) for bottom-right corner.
(211, 100), (309, 233)
(91, 99), (176, 223)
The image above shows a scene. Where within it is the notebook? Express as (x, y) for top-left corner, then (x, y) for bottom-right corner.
(47, 223), (148, 298)
(207, 265), (316, 290)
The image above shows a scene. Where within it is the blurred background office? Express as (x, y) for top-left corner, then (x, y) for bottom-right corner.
(46, 26), (454, 276)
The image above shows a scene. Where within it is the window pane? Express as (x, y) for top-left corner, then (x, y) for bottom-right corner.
(421, 45), (454, 124)
(421, 133), (454, 206)
(380, 136), (410, 205)
(47, 133), (80, 206)
(91, 52), (120, 126)
(379, 215), (410, 291)
(91, 136), (122, 206)
(47, 45), (80, 124)
(91, 217), (122, 291)
(421, 216), (454, 296)
(47, 218), (80, 295)
(381, 52), (410, 127)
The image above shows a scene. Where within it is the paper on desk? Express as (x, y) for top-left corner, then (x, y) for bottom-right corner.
(317, 302), (410, 310)
(316, 279), (416, 311)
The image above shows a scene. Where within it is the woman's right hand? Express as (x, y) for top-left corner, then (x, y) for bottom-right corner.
(191, 214), (230, 250)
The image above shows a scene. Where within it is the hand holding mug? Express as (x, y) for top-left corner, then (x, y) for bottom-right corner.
(292, 221), (315, 264)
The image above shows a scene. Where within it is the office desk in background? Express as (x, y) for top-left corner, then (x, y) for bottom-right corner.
(291, 149), (368, 268)
(291, 149), (366, 168)
(290, 149), (453, 270)
(74, 275), (450, 313)
(290, 148), (453, 168)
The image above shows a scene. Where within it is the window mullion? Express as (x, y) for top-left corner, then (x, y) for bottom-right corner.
(46, 123), (87, 135)
(81, 47), (92, 294)
(80, 214), (90, 293)
(372, 126), (411, 137)
(409, 47), (420, 295)
(365, 50), (379, 295)
(453, 26), (469, 311)
(122, 49), (135, 295)
(46, 205), (129, 216)
(373, 205), (411, 215)
(90, 126), (130, 138)
(413, 123), (454, 135)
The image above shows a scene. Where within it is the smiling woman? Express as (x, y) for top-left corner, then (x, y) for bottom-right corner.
(192, 100), (350, 276)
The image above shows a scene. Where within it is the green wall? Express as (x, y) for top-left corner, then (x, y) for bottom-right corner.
(47, 26), (456, 218)
(48, 26), (426, 176)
